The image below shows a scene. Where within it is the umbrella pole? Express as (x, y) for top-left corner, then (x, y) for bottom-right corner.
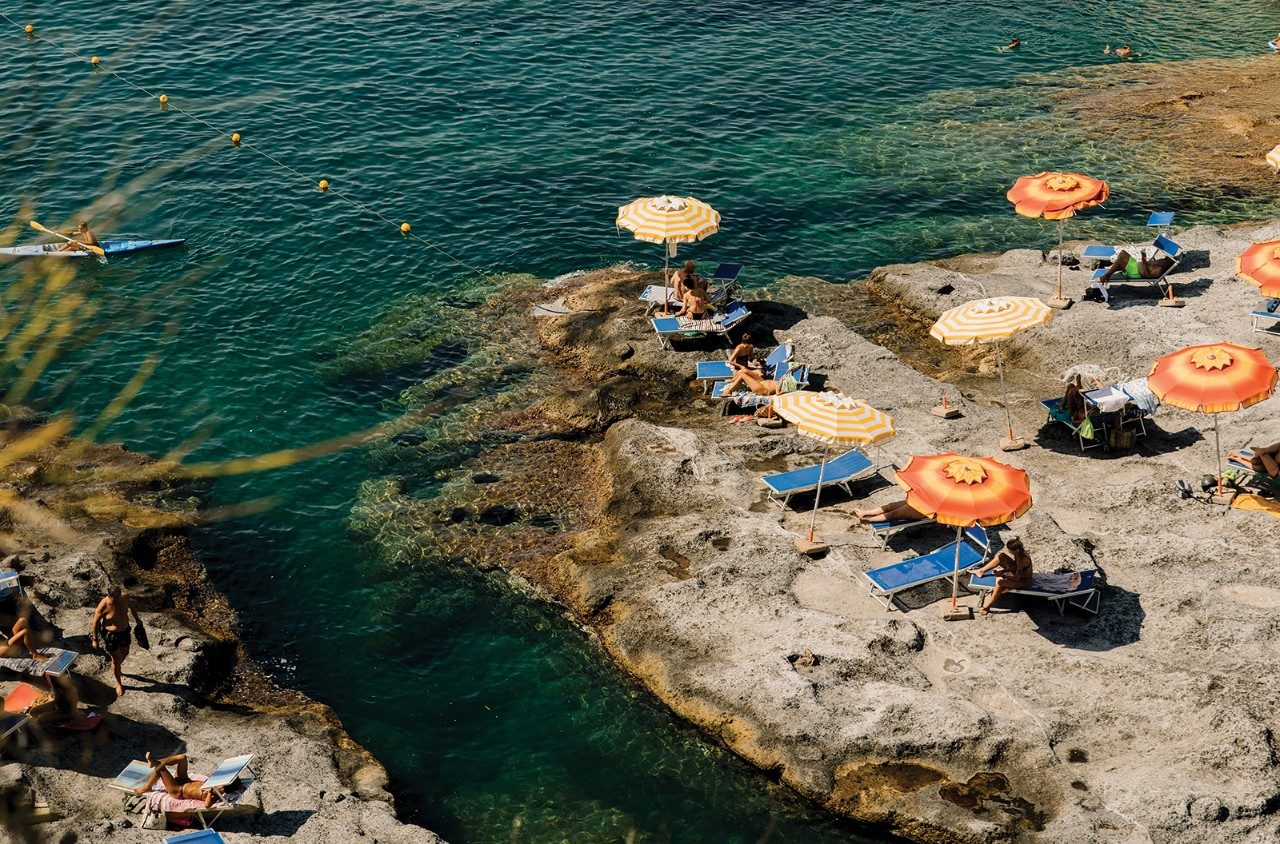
(1056, 219), (1065, 302)
(1214, 413), (1224, 496)
(995, 342), (1015, 440)
(951, 524), (963, 608)
(808, 446), (829, 542)
(663, 242), (671, 315)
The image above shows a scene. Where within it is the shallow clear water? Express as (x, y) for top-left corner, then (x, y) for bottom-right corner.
(2, 1), (1279, 840)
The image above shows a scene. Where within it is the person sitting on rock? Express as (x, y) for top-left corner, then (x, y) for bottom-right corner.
(29, 673), (91, 729)
(1228, 441), (1280, 478)
(974, 536), (1034, 616)
(1092, 249), (1174, 304)
(854, 500), (927, 524)
(727, 333), (757, 372)
(132, 753), (220, 807)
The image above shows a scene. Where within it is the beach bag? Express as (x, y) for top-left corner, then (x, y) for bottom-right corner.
(1078, 418), (1095, 440)
(1109, 429), (1135, 449)
(141, 807), (166, 830)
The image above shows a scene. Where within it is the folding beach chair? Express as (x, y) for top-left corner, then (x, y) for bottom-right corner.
(1040, 397), (1103, 451)
(0, 648), (77, 678)
(866, 517), (934, 549)
(969, 568), (1100, 615)
(110, 754), (257, 829)
(1081, 212), (1175, 265)
(694, 342), (792, 394)
(761, 448), (877, 509)
(1090, 234), (1182, 296)
(651, 302), (751, 349)
(1252, 299), (1280, 335)
(1084, 385), (1149, 442)
(710, 362), (810, 415)
(0, 571), (21, 601)
(862, 526), (990, 611)
(1228, 446), (1280, 496)
(1146, 210), (1175, 232)
(166, 831), (227, 844)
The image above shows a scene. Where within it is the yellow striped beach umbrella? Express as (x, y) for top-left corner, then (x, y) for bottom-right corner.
(773, 391), (895, 541)
(1267, 144), (1280, 173)
(931, 297), (1053, 448)
(616, 195), (720, 312)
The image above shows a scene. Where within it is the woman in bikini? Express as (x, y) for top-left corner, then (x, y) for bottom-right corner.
(854, 500), (927, 524)
(974, 536), (1033, 615)
(1227, 441), (1280, 478)
(132, 753), (219, 808)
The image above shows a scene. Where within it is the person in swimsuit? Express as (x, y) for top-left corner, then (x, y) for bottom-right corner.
(1, 597), (44, 660)
(1093, 249), (1174, 304)
(1114, 44), (1133, 57)
(670, 260), (704, 300)
(974, 536), (1034, 615)
(727, 333), (757, 372)
(1227, 441), (1280, 478)
(854, 500), (927, 524)
(1062, 375), (1088, 424)
(674, 286), (710, 320)
(29, 673), (90, 729)
(722, 367), (781, 396)
(57, 221), (100, 252)
(131, 753), (220, 807)
(92, 586), (145, 698)
(1003, 38), (1021, 50)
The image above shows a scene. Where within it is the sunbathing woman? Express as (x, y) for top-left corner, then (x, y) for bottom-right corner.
(1, 598), (44, 660)
(854, 500), (926, 524)
(723, 367), (781, 396)
(974, 536), (1033, 616)
(1227, 441), (1280, 478)
(1093, 249), (1174, 304)
(132, 753), (219, 807)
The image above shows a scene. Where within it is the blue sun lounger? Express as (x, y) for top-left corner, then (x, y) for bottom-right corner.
(711, 362), (810, 414)
(167, 830), (227, 844)
(694, 342), (792, 393)
(762, 448), (876, 508)
(640, 281), (739, 314)
(1089, 234), (1183, 296)
(866, 517), (934, 548)
(1040, 397), (1103, 451)
(651, 302), (751, 349)
(969, 568), (1100, 615)
(862, 526), (990, 611)
(1252, 299), (1280, 334)
(1229, 445), (1280, 495)
(1082, 212), (1175, 264)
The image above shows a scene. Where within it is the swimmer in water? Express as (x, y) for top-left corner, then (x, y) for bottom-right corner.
(1115, 44), (1133, 57)
(1003, 38), (1021, 51)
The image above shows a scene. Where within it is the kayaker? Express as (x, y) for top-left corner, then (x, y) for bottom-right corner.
(57, 221), (100, 252)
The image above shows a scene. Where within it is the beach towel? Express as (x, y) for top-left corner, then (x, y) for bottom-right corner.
(144, 773), (211, 815)
(1118, 378), (1158, 416)
(1029, 571), (1083, 593)
(676, 318), (717, 331)
(1232, 494), (1280, 520)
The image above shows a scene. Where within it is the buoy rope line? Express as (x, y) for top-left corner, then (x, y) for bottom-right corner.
(3, 14), (489, 277)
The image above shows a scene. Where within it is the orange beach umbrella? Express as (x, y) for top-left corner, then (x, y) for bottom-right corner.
(1236, 240), (1280, 299)
(1007, 171), (1109, 303)
(1147, 343), (1278, 490)
(895, 453), (1032, 608)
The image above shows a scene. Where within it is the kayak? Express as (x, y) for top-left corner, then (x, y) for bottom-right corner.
(0, 239), (186, 257)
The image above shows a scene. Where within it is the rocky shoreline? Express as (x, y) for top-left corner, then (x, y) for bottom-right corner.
(389, 212), (1280, 842)
(0, 432), (442, 843)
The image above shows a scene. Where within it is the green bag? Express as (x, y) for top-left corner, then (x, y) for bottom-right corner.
(1078, 417), (1095, 440)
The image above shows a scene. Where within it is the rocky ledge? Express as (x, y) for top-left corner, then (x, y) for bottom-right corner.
(393, 212), (1280, 843)
(0, 431), (443, 843)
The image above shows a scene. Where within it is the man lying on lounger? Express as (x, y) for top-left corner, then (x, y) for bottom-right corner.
(1228, 441), (1280, 478)
(132, 753), (221, 807)
(854, 500), (926, 524)
(1092, 249), (1175, 304)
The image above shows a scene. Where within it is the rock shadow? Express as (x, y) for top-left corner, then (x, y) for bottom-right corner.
(773, 474), (892, 512)
(256, 808), (314, 836)
(12, 711), (181, 777)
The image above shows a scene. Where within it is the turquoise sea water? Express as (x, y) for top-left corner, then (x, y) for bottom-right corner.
(3, 1), (1280, 840)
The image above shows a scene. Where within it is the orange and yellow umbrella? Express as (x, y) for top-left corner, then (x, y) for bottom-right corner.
(1237, 240), (1280, 299)
(1147, 343), (1278, 490)
(1007, 171), (1110, 303)
(895, 453), (1032, 607)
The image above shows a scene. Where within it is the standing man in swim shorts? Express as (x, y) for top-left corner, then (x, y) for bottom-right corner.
(91, 585), (145, 698)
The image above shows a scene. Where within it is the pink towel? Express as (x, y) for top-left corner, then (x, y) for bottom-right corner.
(143, 773), (219, 814)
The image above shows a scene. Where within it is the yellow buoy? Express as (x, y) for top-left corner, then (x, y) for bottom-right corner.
(23, 24), (33, 35)
(400, 222), (411, 235)
(158, 94), (169, 107)
(318, 179), (330, 192)
(90, 55), (100, 66)
(230, 132), (241, 145)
